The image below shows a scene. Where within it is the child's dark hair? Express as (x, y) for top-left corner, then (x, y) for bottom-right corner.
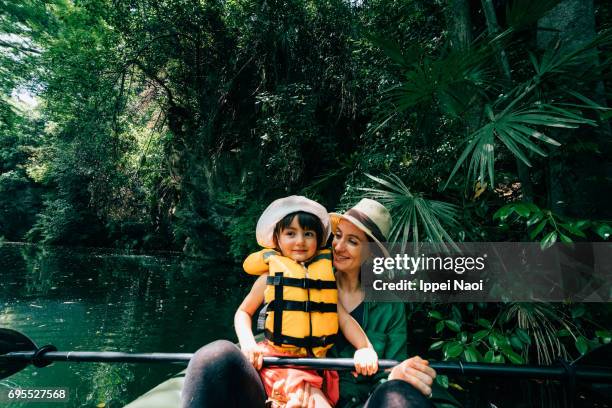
(273, 211), (325, 249)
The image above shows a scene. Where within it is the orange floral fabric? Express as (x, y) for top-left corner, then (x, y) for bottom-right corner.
(258, 341), (339, 407)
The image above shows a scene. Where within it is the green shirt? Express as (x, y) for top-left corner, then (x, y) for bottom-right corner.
(328, 302), (461, 408)
(328, 302), (408, 408)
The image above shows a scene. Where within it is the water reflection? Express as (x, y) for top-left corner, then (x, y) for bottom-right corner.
(0, 243), (249, 407)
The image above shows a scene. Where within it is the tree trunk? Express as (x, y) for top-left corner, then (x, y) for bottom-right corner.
(537, 0), (611, 217)
(538, 0), (596, 54)
(446, 0), (472, 51)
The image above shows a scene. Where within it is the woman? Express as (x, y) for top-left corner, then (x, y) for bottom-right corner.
(181, 199), (440, 408)
(327, 198), (436, 408)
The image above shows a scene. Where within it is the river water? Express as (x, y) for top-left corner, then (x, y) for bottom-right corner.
(0, 243), (249, 407)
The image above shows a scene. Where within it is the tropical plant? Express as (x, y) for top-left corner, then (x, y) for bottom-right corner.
(494, 201), (612, 248)
(359, 1), (612, 387)
(426, 302), (604, 366)
(359, 173), (460, 249)
(373, 26), (611, 191)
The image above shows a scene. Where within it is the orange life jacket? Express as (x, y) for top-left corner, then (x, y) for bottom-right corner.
(243, 249), (338, 357)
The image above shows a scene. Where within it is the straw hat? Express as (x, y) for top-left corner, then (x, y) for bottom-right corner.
(256, 196), (330, 248)
(330, 198), (392, 257)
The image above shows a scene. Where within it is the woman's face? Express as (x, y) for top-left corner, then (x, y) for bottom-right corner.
(332, 219), (370, 273)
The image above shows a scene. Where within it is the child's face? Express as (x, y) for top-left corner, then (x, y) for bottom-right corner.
(277, 217), (318, 262)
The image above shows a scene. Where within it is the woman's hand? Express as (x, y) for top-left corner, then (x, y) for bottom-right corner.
(387, 356), (436, 397)
(240, 343), (266, 370)
(353, 347), (379, 376)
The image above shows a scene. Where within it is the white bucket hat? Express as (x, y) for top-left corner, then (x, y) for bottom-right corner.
(256, 196), (331, 248)
(330, 198), (392, 257)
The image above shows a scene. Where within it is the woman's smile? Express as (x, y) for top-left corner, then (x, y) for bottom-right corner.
(333, 253), (350, 263)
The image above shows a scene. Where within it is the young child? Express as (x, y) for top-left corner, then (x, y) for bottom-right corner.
(235, 196), (378, 408)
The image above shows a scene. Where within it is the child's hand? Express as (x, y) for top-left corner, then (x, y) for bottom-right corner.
(353, 347), (378, 376)
(241, 343), (266, 370)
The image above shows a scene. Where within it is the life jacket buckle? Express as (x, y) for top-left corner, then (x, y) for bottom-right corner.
(271, 275), (282, 286)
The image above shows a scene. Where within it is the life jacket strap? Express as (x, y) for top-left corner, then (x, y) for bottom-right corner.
(265, 330), (338, 348)
(268, 299), (337, 313)
(273, 273), (284, 344)
(266, 275), (336, 290)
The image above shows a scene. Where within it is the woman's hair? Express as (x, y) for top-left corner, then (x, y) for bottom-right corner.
(365, 235), (385, 259)
(273, 211), (325, 249)
(360, 234), (391, 279)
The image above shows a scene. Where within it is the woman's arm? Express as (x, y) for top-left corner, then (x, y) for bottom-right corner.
(234, 273), (267, 369)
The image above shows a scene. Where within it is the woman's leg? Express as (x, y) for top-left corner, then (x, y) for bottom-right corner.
(181, 340), (266, 408)
(363, 380), (434, 408)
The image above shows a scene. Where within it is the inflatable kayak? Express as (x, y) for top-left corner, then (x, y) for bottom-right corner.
(123, 369), (185, 408)
(123, 336), (264, 408)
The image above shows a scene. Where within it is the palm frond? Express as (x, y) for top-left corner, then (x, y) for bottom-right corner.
(503, 303), (577, 364)
(558, 89), (612, 120)
(445, 103), (594, 189)
(378, 44), (495, 122)
(529, 29), (612, 80)
(359, 173), (460, 252)
(366, 34), (422, 69)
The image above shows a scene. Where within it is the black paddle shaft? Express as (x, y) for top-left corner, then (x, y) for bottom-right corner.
(2, 350), (612, 383)
(1, 329), (612, 382)
(1, 351), (397, 369)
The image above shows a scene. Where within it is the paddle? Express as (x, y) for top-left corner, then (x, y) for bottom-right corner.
(1, 328), (611, 383)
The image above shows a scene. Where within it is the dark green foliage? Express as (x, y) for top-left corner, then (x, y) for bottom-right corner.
(493, 201), (612, 246)
(357, 0), (612, 385)
(423, 301), (611, 367)
(1, 3), (611, 403)
(1, 0), (462, 252)
(0, 102), (45, 240)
